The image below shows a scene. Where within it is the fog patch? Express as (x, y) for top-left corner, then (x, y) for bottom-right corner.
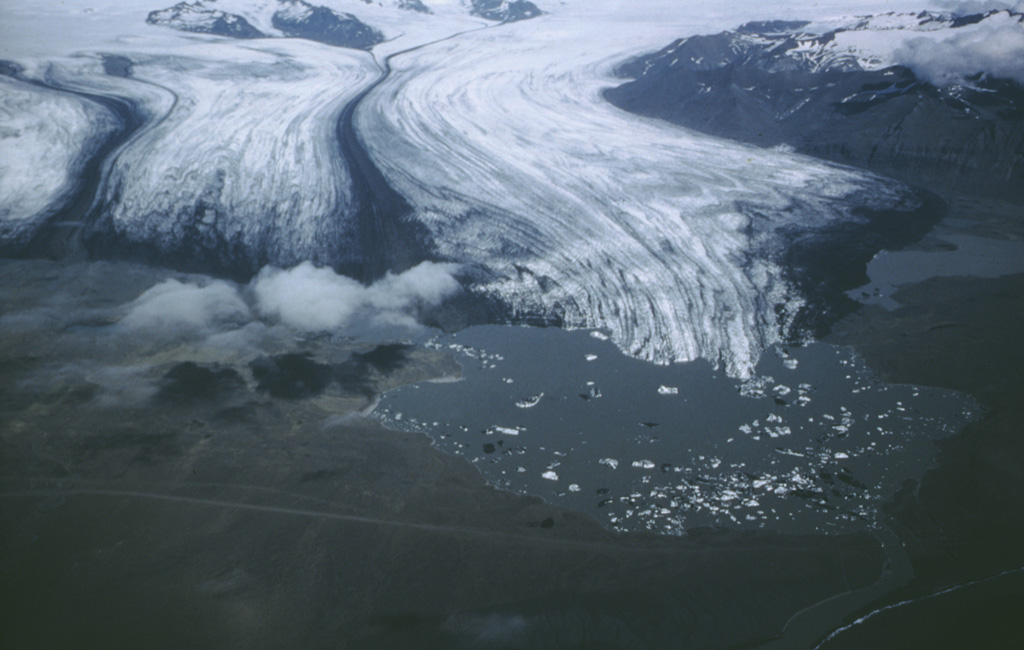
(252, 261), (461, 332)
(119, 278), (251, 335)
(74, 363), (161, 408)
(895, 21), (1024, 85)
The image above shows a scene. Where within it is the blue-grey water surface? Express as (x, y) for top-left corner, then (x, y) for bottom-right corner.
(378, 324), (978, 535)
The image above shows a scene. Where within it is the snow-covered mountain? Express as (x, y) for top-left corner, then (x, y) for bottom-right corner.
(146, 0), (541, 48)
(147, 0), (386, 49)
(606, 9), (1024, 201)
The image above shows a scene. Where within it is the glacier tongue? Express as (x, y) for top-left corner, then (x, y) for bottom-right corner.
(357, 14), (916, 377)
(0, 73), (122, 249)
(62, 40), (380, 275)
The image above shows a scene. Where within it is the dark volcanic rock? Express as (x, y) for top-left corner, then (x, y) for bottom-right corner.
(605, 14), (1024, 202)
(273, 0), (384, 50)
(146, 3), (265, 39)
(470, 0), (542, 23)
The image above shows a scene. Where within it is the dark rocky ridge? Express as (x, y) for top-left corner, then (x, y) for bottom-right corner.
(470, 0), (542, 23)
(604, 13), (1024, 203)
(146, 2), (264, 39)
(395, 0), (432, 14)
(272, 0), (384, 50)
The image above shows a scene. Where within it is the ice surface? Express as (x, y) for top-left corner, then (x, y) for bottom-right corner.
(357, 5), (918, 376)
(0, 75), (121, 247)
(89, 42), (378, 270)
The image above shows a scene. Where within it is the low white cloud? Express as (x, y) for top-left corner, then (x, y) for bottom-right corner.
(119, 278), (251, 334)
(936, 1), (1024, 16)
(895, 22), (1024, 85)
(251, 262), (365, 331)
(251, 260), (461, 331)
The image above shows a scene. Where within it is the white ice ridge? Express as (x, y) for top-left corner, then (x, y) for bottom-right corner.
(0, 75), (121, 247)
(357, 8), (915, 377)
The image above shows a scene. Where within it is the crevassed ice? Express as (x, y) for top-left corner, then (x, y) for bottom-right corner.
(357, 13), (914, 377)
(0, 74), (121, 246)
(31, 40), (379, 271)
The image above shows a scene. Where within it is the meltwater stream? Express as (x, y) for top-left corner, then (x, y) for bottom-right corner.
(377, 324), (978, 535)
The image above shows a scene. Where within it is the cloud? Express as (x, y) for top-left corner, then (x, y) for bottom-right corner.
(894, 22), (1024, 85)
(119, 278), (251, 334)
(251, 262), (365, 331)
(251, 260), (461, 331)
(936, 1), (1024, 16)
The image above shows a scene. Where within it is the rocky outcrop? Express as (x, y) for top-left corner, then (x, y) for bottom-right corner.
(272, 0), (384, 50)
(147, 0), (385, 50)
(470, 0), (541, 23)
(146, 2), (264, 39)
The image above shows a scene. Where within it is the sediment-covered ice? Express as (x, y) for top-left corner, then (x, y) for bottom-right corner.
(357, 6), (916, 376)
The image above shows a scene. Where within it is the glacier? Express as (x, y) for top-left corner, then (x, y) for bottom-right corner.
(0, 0), (959, 376)
(0, 73), (122, 249)
(356, 6), (918, 375)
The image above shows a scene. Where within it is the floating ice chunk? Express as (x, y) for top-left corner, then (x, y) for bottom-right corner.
(632, 460), (656, 469)
(775, 448), (805, 458)
(657, 385), (679, 395)
(590, 331), (610, 341)
(515, 392), (544, 408)
(783, 359), (799, 370)
(542, 470), (559, 481)
(585, 354), (598, 361)
(834, 452), (850, 459)
(487, 425), (522, 436)
(599, 458), (619, 470)
(568, 483), (581, 492)
(739, 375), (774, 399)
